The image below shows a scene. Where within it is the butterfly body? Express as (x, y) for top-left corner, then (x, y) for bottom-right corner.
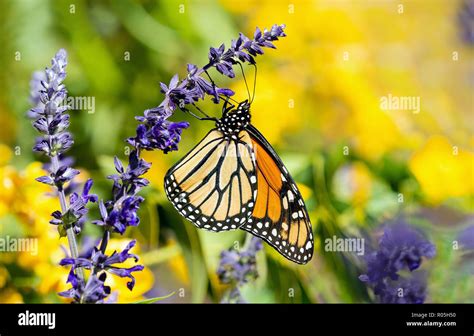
(165, 100), (313, 264)
(215, 100), (251, 138)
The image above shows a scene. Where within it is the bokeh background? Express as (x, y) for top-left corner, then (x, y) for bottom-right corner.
(0, 0), (473, 303)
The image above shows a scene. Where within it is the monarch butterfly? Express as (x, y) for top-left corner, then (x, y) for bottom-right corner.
(164, 79), (313, 264)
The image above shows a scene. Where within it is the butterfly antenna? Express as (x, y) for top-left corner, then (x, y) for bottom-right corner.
(237, 61), (251, 102)
(194, 103), (217, 120)
(181, 105), (216, 122)
(219, 94), (238, 104)
(251, 63), (257, 104)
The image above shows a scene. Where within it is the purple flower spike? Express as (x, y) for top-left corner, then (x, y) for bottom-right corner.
(30, 49), (72, 157)
(132, 25), (286, 155)
(217, 236), (263, 286)
(217, 236), (263, 303)
(359, 220), (436, 304)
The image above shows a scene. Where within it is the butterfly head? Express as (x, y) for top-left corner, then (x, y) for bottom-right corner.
(216, 100), (251, 137)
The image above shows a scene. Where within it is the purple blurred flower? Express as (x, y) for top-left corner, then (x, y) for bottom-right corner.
(217, 236), (263, 286)
(377, 273), (428, 304)
(359, 221), (436, 304)
(28, 71), (46, 112)
(458, 224), (474, 249)
(458, 0), (474, 45)
(221, 288), (247, 304)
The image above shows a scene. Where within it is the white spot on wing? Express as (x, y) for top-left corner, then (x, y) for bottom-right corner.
(287, 190), (294, 202)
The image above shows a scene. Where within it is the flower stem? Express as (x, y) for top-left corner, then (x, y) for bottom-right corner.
(51, 154), (85, 282)
(242, 232), (253, 250)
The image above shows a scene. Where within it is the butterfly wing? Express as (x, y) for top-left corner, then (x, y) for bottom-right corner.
(164, 129), (258, 232)
(241, 125), (314, 264)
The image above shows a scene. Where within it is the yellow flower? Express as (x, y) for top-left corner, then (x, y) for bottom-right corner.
(103, 239), (154, 303)
(0, 288), (23, 303)
(0, 266), (10, 289)
(409, 136), (474, 203)
(221, 0), (471, 163)
(333, 162), (373, 206)
(167, 243), (190, 286)
(229, 70), (304, 145)
(297, 183), (313, 202)
(0, 144), (12, 167)
(0, 155), (93, 300)
(140, 150), (169, 192)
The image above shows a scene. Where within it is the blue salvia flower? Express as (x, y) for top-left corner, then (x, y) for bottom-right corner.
(29, 49), (95, 239)
(31, 50), (72, 158)
(127, 118), (190, 153)
(29, 50), (145, 303)
(359, 221), (436, 304)
(217, 236), (263, 303)
(36, 165), (79, 189)
(209, 44), (236, 78)
(377, 273), (428, 304)
(91, 150), (150, 234)
(59, 271), (111, 304)
(60, 240), (144, 291)
(129, 24), (286, 155)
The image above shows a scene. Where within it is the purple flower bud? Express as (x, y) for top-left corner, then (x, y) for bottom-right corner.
(217, 236), (263, 287)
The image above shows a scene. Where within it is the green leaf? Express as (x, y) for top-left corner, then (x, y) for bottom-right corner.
(57, 224), (67, 238)
(133, 291), (175, 304)
(159, 202), (209, 303)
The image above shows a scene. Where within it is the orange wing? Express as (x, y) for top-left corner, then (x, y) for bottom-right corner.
(240, 125), (314, 264)
(164, 129), (257, 232)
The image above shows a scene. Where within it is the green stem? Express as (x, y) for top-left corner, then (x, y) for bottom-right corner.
(242, 232), (254, 250)
(51, 154), (85, 282)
